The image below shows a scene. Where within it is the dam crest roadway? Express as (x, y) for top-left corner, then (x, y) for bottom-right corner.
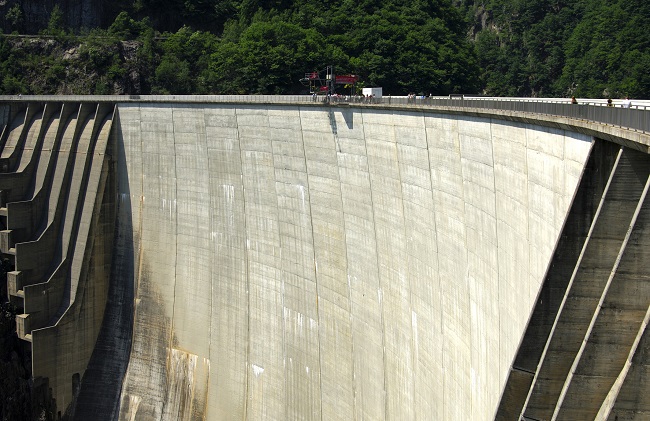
(0, 95), (648, 420)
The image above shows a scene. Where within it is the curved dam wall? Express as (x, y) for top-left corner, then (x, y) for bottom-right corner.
(111, 103), (593, 420)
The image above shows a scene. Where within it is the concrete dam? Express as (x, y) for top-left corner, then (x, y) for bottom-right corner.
(0, 96), (648, 420)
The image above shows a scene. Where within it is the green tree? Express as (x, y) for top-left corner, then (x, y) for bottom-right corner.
(209, 18), (338, 93)
(1, 75), (26, 94)
(6, 4), (24, 33)
(328, 1), (479, 94)
(44, 5), (66, 37)
(109, 11), (141, 40)
(149, 26), (220, 93)
(557, 0), (650, 98)
(155, 56), (192, 93)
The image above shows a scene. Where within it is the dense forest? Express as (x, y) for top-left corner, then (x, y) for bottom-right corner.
(0, 0), (648, 98)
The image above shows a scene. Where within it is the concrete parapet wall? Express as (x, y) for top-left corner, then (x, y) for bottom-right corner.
(113, 103), (592, 420)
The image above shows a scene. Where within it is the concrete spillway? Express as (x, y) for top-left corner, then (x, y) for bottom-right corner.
(1, 98), (649, 420)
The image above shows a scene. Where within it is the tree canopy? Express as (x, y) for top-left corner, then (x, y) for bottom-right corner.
(0, 0), (648, 97)
(462, 0), (650, 97)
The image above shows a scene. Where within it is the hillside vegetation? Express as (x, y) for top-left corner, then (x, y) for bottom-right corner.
(0, 0), (648, 96)
(460, 0), (650, 98)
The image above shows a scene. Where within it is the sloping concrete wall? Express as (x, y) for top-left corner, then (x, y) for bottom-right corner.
(113, 103), (592, 420)
(0, 101), (116, 418)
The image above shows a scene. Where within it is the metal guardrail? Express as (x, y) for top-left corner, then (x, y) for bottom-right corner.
(1, 94), (648, 134)
(428, 97), (649, 134)
(329, 95), (650, 134)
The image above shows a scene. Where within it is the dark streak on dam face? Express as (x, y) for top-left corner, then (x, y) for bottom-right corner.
(0, 99), (648, 421)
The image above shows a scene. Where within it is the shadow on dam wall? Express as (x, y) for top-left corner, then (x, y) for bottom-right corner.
(1, 100), (649, 420)
(0, 100), (118, 420)
(71, 111), (134, 420)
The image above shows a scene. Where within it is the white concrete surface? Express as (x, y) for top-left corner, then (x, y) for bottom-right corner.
(113, 104), (592, 420)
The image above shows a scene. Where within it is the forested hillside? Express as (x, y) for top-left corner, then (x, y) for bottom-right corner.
(460, 0), (650, 98)
(0, 0), (648, 95)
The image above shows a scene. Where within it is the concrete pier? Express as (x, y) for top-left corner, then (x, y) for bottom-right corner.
(0, 101), (116, 417)
(1, 97), (648, 420)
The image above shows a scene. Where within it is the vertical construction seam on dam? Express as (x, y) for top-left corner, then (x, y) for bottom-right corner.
(112, 102), (590, 420)
(0, 99), (648, 420)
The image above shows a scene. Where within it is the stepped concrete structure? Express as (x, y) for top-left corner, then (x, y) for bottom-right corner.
(0, 95), (648, 420)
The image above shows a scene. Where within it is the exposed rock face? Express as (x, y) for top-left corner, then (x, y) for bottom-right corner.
(3, 36), (145, 95)
(117, 41), (142, 94)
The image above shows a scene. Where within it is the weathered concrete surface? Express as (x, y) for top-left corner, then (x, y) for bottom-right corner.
(111, 103), (594, 420)
(5, 98), (650, 420)
(0, 101), (116, 417)
(4, 98), (649, 419)
(494, 139), (621, 419)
